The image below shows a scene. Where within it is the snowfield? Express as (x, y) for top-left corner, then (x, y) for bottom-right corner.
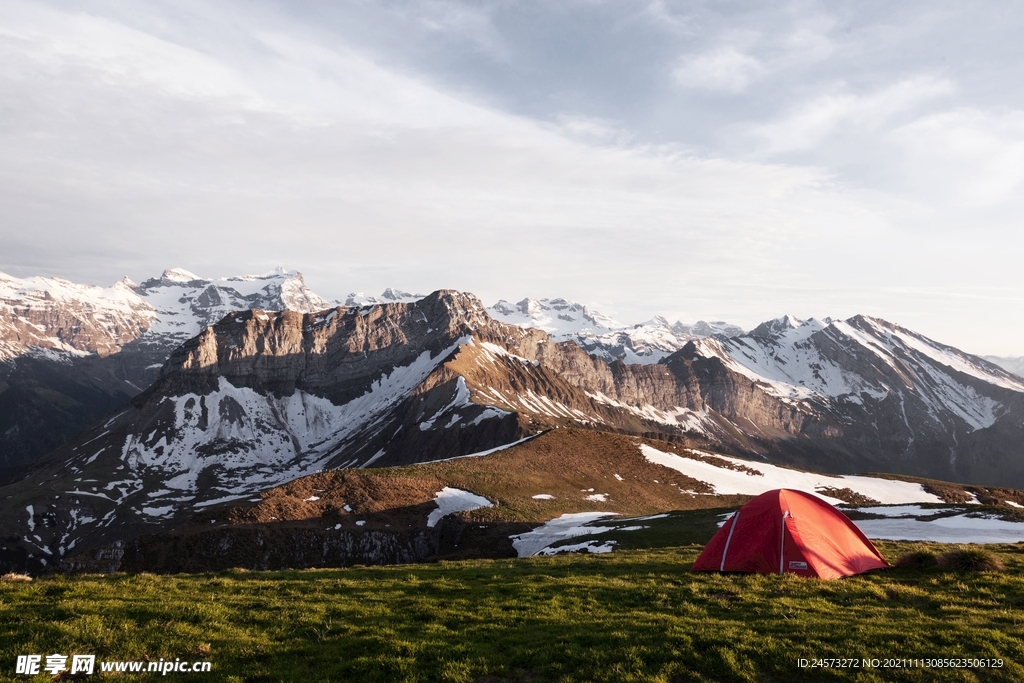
(853, 510), (1024, 544)
(639, 444), (943, 505)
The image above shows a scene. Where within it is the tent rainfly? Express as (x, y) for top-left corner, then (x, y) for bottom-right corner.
(691, 488), (889, 580)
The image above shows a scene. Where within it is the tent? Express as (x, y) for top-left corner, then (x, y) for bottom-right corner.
(692, 488), (889, 580)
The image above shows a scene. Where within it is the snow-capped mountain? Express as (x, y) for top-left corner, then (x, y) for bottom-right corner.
(487, 297), (743, 364)
(0, 268), (329, 469)
(699, 315), (1024, 415)
(5, 291), (1024, 575)
(0, 267), (327, 361)
(136, 267), (329, 350)
(0, 272), (153, 360)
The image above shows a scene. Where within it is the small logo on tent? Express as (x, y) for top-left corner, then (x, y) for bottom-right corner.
(788, 561), (809, 570)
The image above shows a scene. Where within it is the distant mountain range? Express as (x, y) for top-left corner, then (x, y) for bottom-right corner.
(488, 297), (742, 364)
(0, 268), (328, 468)
(984, 355), (1024, 379)
(2, 268), (1024, 574)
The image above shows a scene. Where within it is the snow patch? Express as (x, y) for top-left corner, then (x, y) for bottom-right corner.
(510, 512), (620, 557)
(426, 487), (493, 527)
(434, 434), (541, 462)
(537, 541), (616, 555)
(852, 505), (958, 517)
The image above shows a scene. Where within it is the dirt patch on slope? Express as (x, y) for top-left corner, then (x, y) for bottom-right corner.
(196, 472), (446, 530)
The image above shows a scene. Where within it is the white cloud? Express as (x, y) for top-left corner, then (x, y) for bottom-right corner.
(411, 0), (509, 60)
(0, 0), (891, 322)
(0, 2), (264, 107)
(551, 114), (636, 146)
(673, 46), (766, 92)
(889, 108), (1024, 208)
(777, 16), (837, 66)
(751, 75), (955, 153)
(4, 1), (1024, 354)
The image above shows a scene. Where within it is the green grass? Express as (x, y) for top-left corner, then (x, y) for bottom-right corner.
(2, 543), (1024, 682)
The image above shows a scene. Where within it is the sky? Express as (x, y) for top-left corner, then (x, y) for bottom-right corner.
(2, 1), (1024, 354)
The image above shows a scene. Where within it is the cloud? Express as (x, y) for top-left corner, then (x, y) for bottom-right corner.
(0, 2), (265, 107)
(396, 0), (511, 61)
(750, 75), (955, 153)
(0, 0), (891, 323)
(551, 113), (636, 146)
(3, 0), (1024, 354)
(889, 108), (1024, 208)
(673, 46), (766, 92)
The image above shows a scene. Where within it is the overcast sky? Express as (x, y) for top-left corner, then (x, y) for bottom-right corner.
(2, 1), (1024, 354)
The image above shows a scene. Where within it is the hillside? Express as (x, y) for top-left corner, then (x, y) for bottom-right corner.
(54, 428), (1024, 574)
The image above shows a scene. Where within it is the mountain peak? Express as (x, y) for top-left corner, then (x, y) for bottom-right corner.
(637, 315), (670, 328)
(160, 268), (201, 283)
(749, 314), (821, 339)
(342, 289), (424, 306)
(489, 296), (623, 334)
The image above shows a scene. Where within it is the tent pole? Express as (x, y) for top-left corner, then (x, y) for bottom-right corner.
(779, 511), (789, 575)
(720, 510), (740, 571)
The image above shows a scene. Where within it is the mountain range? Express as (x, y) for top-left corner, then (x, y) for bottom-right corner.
(0, 268), (328, 468)
(2, 268), (1024, 574)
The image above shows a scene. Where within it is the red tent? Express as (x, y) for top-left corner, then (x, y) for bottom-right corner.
(692, 489), (889, 580)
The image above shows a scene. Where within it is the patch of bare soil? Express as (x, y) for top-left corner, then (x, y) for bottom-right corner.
(922, 482), (976, 504)
(191, 472), (447, 531)
(815, 487), (880, 506)
(683, 450), (764, 476)
(969, 486), (1024, 508)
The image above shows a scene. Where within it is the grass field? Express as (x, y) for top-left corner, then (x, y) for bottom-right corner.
(2, 541), (1023, 682)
